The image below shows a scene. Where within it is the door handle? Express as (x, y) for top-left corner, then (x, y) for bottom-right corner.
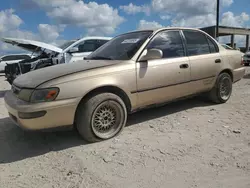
(179, 64), (189, 69)
(215, 59), (221, 63)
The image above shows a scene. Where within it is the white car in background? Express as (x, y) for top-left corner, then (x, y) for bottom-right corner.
(1, 36), (112, 84)
(54, 36), (113, 63)
(243, 51), (250, 66)
(221, 44), (241, 51)
(0, 54), (34, 73)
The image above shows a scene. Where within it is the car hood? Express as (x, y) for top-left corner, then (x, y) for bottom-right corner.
(1, 37), (63, 53)
(13, 60), (119, 88)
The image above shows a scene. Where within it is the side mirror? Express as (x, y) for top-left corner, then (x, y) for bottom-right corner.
(68, 47), (78, 53)
(138, 49), (163, 62)
(0, 59), (2, 62)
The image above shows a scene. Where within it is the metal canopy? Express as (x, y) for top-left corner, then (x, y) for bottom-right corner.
(200, 25), (250, 52)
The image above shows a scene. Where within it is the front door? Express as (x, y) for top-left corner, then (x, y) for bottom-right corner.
(135, 30), (191, 108)
(70, 52), (92, 62)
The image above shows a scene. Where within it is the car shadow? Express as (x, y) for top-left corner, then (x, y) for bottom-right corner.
(0, 97), (214, 164)
(0, 118), (87, 164)
(127, 97), (214, 126)
(243, 72), (250, 79)
(0, 90), (9, 98)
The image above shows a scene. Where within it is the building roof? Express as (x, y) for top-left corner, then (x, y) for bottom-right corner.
(200, 25), (250, 36)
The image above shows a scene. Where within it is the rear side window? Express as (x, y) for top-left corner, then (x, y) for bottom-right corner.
(207, 36), (219, 53)
(183, 30), (210, 56)
(97, 40), (109, 48)
(94, 40), (109, 50)
(147, 30), (185, 58)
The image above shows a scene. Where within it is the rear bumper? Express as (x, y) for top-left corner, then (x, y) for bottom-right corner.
(4, 91), (81, 130)
(233, 67), (246, 83)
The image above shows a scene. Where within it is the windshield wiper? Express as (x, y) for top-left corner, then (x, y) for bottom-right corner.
(88, 56), (113, 60)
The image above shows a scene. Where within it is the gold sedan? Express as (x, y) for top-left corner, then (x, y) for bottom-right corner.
(4, 27), (246, 142)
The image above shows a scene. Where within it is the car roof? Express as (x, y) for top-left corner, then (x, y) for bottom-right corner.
(127, 27), (202, 34)
(76, 36), (113, 41)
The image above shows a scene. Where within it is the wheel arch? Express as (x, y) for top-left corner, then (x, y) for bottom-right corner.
(74, 85), (132, 124)
(219, 69), (233, 81)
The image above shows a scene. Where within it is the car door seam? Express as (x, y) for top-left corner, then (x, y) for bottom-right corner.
(131, 75), (215, 93)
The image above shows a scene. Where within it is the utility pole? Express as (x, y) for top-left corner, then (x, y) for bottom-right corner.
(216, 0), (220, 40)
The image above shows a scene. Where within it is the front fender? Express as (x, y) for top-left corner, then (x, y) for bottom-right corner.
(37, 64), (137, 110)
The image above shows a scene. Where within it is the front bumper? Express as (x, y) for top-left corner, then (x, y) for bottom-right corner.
(4, 91), (80, 130)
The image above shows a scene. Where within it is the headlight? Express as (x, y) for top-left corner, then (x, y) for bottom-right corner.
(30, 88), (60, 103)
(18, 89), (33, 102)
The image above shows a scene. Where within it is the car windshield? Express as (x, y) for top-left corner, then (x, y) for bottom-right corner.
(59, 40), (77, 50)
(86, 31), (153, 60)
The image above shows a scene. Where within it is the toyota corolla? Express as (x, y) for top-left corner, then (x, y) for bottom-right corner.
(4, 27), (245, 143)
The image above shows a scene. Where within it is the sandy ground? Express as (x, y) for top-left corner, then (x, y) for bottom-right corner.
(0, 68), (250, 188)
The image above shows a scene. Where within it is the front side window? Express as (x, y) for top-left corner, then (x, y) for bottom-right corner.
(146, 30), (185, 58)
(74, 40), (98, 53)
(86, 31), (153, 60)
(96, 40), (109, 49)
(183, 30), (210, 56)
(60, 40), (77, 50)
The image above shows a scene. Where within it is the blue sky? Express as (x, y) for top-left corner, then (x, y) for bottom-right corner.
(0, 0), (250, 53)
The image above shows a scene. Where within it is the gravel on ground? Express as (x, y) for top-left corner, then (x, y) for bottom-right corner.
(0, 68), (250, 188)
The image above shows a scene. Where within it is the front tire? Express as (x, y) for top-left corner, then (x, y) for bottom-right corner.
(76, 93), (127, 143)
(208, 72), (232, 104)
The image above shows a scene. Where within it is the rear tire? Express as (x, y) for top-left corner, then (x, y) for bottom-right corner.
(207, 72), (232, 104)
(76, 93), (127, 143)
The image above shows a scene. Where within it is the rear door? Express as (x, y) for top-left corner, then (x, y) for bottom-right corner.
(136, 30), (191, 107)
(182, 30), (222, 93)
